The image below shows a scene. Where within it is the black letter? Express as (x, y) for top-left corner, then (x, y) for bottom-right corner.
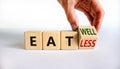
(30, 36), (36, 46)
(65, 36), (73, 46)
(47, 36), (56, 46)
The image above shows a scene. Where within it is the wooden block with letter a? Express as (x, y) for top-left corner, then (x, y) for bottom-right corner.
(43, 31), (60, 50)
(60, 31), (78, 50)
(78, 26), (98, 49)
(24, 31), (42, 50)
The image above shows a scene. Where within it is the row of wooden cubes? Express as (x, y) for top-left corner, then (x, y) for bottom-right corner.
(24, 26), (98, 50)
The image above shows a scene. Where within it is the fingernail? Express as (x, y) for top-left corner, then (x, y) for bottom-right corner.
(71, 24), (78, 31)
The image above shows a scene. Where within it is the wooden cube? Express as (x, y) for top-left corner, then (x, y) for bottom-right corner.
(24, 31), (42, 50)
(43, 32), (60, 50)
(78, 26), (98, 49)
(61, 31), (78, 50)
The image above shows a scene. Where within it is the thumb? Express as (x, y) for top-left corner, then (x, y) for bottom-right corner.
(58, 0), (79, 31)
(66, 7), (79, 31)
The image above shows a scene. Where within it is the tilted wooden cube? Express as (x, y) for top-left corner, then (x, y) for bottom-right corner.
(60, 31), (78, 50)
(43, 31), (60, 50)
(78, 26), (98, 49)
(24, 31), (42, 50)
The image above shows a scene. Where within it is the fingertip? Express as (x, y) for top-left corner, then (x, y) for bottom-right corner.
(96, 28), (99, 33)
(71, 23), (78, 31)
(94, 25), (99, 33)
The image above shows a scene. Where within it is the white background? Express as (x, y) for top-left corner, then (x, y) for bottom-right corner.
(0, 0), (120, 69)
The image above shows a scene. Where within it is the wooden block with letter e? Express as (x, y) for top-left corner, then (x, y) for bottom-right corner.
(43, 31), (60, 50)
(24, 31), (42, 50)
(78, 26), (98, 49)
(60, 31), (78, 50)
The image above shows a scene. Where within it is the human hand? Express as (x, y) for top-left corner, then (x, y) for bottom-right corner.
(58, 0), (104, 32)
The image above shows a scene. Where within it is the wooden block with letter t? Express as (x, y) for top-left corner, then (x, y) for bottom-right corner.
(24, 31), (42, 50)
(43, 32), (60, 50)
(60, 31), (78, 50)
(78, 26), (98, 49)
